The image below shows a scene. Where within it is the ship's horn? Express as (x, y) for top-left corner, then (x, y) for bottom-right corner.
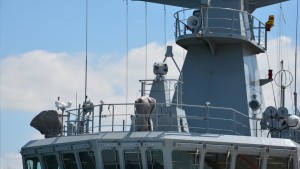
(187, 16), (199, 29)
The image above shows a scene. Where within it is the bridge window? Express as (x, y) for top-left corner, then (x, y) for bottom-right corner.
(267, 156), (293, 169)
(102, 149), (120, 169)
(79, 152), (96, 169)
(204, 152), (229, 169)
(172, 150), (200, 169)
(235, 154), (261, 169)
(124, 149), (142, 169)
(61, 153), (78, 169)
(146, 149), (164, 169)
(26, 157), (41, 169)
(43, 155), (59, 169)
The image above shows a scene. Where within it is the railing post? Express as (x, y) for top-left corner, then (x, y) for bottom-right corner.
(77, 104), (81, 135)
(242, 114), (244, 135)
(206, 104), (210, 133)
(176, 12), (181, 36)
(231, 9), (235, 35)
(85, 117), (89, 133)
(123, 120), (125, 132)
(156, 105), (159, 131)
(67, 111), (70, 136)
(265, 29), (267, 50)
(92, 110), (94, 133)
(99, 103), (103, 132)
(141, 81), (145, 97)
(233, 110), (236, 135)
(109, 105), (115, 132)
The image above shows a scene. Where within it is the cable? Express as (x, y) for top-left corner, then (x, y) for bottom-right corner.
(280, 6), (295, 112)
(281, 4), (295, 112)
(266, 52), (278, 108)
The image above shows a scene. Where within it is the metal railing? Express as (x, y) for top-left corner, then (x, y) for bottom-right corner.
(63, 102), (249, 136)
(268, 127), (300, 144)
(174, 7), (266, 49)
(139, 78), (183, 106)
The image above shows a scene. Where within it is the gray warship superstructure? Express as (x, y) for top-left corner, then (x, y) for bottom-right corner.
(21, 0), (300, 169)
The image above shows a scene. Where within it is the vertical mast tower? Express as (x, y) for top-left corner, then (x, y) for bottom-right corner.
(133, 0), (288, 136)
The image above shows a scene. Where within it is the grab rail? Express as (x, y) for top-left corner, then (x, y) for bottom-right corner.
(64, 102), (249, 136)
(174, 7), (267, 49)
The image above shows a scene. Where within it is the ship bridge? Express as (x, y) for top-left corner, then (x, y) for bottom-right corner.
(22, 131), (300, 169)
(22, 101), (300, 169)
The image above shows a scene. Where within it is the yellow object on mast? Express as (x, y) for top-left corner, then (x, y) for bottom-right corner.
(266, 15), (275, 31)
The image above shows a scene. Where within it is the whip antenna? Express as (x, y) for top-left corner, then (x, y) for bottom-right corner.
(295, 0), (299, 115)
(145, 2), (148, 80)
(84, 0), (89, 103)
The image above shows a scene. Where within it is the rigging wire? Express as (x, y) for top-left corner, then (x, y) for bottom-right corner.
(282, 6), (295, 112)
(286, 46), (295, 113)
(263, 7), (278, 108)
(266, 52), (278, 108)
(84, 0), (88, 103)
(280, 6), (296, 112)
(273, 2), (298, 113)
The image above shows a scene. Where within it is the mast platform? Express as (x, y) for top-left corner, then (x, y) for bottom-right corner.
(174, 7), (267, 55)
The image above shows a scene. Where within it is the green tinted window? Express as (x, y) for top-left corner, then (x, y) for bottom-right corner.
(26, 157), (41, 169)
(204, 152), (229, 169)
(267, 156), (293, 169)
(124, 149), (142, 169)
(235, 154), (261, 169)
(146, 149), (164, 169)
(43, 155), (59, 169)
(62, 153), (78, 169)
(102, 149), (120, 169)
(79, 152), (96, 169)
(172, 150), (200, 169)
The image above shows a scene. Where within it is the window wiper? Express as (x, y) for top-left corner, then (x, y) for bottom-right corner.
(225, 150), (231, 169)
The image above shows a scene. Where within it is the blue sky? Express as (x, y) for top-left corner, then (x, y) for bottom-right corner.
(0, 0), (299, 168)
(0, 0), (181, 57)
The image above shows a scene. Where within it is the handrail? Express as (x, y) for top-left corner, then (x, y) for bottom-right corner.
(64, 102), (249, 136)
(173, 7), (266, 50)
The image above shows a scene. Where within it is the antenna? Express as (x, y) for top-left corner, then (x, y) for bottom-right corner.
(145, 2), (148, 80)
(84, 0), (88, 103)
(294, 0), (299, 115)
(125, 0), (129, 127)
(274, 61), (293, 107)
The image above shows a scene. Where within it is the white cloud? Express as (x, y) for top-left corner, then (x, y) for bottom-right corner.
(0, 41), (185, 114)
(0, 153), (22, 169)
(0, 37), (298, 169)
(258, 36), (300, 113)
(0, 42), (186, 168)
(1, 37), (298, 115)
